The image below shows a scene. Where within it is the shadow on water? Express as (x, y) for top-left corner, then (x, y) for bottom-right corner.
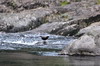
(0, 52), (100, 66)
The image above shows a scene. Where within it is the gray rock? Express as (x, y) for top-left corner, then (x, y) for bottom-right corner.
(77, 22), (100, 48)
(0, 8), (53, 32)
(60, 34), (100, 55)
(0, 0), (97, 13)
(77, 22), (100, 37)
(27, 22), (79, 36)
(53, 2), (100, 20)
(0, 0), (100, 36)
(61, 22), (100, 56)
(46, 2), (100, 33)
(0, 5), (12, 13)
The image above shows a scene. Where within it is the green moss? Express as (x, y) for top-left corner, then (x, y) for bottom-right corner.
(97, 0), (100, 4)
(60, 1), (70, 6)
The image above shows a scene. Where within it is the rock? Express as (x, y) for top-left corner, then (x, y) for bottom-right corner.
(77, 22), (100, 37)
(27, 22), (79, 36)
(0, 0), (97, 13)
(61, 22), (100, 56)
(0, 8), (53, 32)
(55, 24), (79, 36)
(0, 21), (14, 31)
(0, 0), (100, 36)
(0, 5), (12, 13)
(60, 34), (100, 56)
(76, 22), (100, 48)
(0, 0), (50, 13)
(46, 2), (100, 34)
(55, 2), (100, 20)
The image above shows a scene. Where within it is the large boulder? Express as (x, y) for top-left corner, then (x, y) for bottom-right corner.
(60, 34), (100, 55)
(61, 22), (100, 55)
(0, 8), (53, 32)
(77, 22), (100, 48)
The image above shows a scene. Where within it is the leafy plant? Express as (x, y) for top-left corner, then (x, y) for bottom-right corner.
(60, 1), (70, 6)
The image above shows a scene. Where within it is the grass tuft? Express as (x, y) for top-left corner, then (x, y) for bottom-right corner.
(60, 1), (70, 6)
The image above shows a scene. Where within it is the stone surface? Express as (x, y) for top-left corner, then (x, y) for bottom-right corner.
(77, 22), (100, 37)
(61, 22), (100, 55)
(0, 0), (100, 36)
(0, 8), (53, 32)
(61, 34), (100, 55)
(27, 22), (79, 36)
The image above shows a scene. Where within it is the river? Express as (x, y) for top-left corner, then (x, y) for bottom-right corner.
(0, 32), (99, 66)
(0, 32), (74, 50)
(0, 52), (100, 66)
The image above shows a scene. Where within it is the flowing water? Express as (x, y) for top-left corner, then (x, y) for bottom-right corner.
(0, 33), (99, 66)
(0, 33), (74, 50)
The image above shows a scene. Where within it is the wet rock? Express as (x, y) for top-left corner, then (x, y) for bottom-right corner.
(0, 8), (53, 32)
(60, 34), (100, 56)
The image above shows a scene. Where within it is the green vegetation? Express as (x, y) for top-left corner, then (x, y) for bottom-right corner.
(97, 0), (100, 4)
(60, 1), (70, 6)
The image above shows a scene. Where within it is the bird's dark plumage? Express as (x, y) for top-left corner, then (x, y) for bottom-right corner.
(40, 36), (49, 40)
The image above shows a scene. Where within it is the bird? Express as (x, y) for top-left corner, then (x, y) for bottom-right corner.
(40, 36), (49, 45)
(40, 36), (49, 40)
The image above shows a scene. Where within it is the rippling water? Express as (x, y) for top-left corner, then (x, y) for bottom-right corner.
(0, 33), (75, 50)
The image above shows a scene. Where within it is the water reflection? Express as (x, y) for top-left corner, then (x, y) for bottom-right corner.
(64, 56), (100, 66)
(0, 52), (100, 66)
